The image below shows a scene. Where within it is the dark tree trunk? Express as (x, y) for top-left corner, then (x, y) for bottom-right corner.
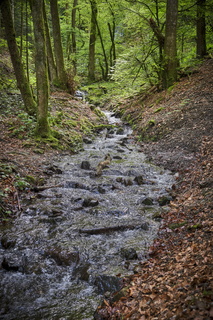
(163, 0), (178, 89)
(0, 0), (36, 116)
(88, 0), (97, 81)
(108, 21), (116, 68)
(30, 0), (50, 137)
(95, 16), (108, 80)
(43, 0), (57, 83)
(196, 0), (206, 58)
(50, 0), (67, 89)
(71, 0), (78, 74)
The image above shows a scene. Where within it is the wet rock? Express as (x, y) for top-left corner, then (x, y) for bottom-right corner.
(45, 248), (80, 266)
(82, 198), (99, 207)
(1, 237), (16, 249)
(97, 185), (106, 194)
(125, 169), (139, 176)
(120, 248), (138, 260)
(81, 160), (91, 170)
(115, 177), (133, 186)
(83, 137), (93, 144)
(65, 181), (90, 190)
(124, 178), (133, 186)
(134, 175), (144, 185)
(1, 258), (19, 272)
(44, 165), (63, 175)
(116, 127), (124, 135)
(142, 197), (154, 206)
(140, 222), (150, 230)
(116, 148), (125, 153)
(72, 258), (90, 281)
(113, 155), (123, 160)
(107, 128), (115, 135)
(158, 195), (171, 206)
(152, 211), (162, 220)
(94, 275), (123, 294)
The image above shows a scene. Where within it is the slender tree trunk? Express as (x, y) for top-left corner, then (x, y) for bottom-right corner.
(88, 0), (97, 81)
(108, 21), (116, 68)
(30, 0), (50, 137)
(163, 0), (178, 89)
(20, 0), (23, 58)
(43, 1), (57, 83)
(49, 0), (67, 89)
(149, 17), (165, 84)
(26, 0), (30, 82)
(196, 0), (206, 59)
(71, 0), (78, 74)
(0, 0), (36, 116)
(95, 18), (108, 80)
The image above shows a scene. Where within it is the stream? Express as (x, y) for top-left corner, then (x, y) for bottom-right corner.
(0, 111), (174, 320)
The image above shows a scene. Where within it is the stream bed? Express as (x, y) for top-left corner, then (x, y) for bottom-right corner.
(0, 111), (174, 319)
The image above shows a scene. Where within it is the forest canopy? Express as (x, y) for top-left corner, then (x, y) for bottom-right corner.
(0, 0), (212, 136)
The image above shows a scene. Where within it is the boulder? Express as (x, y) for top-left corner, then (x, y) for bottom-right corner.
(81, 160), (91, 170)
(94, 275), (123, 294)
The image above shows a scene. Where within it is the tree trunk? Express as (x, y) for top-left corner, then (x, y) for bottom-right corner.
(0, 0), (36, 116)
(31, 0), (50, 137)
(108, 22), (116, 68)
(88, 0), (97, 81)
(49, 0), (67, 89)
(95, 16), (108, 80)
(43, 1), (57, 83)
(163, 0), (178, 89)
(196, 0), (206, 59)
(71, 0), (78, 74)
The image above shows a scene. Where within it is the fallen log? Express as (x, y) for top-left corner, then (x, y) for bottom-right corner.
(79, 223), (149, 235)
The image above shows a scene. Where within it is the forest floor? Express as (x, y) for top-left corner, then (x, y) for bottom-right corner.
(0, 57), (213, 319)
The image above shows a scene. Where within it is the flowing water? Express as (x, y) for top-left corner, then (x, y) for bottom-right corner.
(0, 112), (174, 320)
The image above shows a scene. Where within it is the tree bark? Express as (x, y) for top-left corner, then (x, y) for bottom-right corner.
(30, 0), (50, 137)
(196, 0), (206, 59)
(49, 0), (67, 89)
(0, 0), (36, 116)
(88, 0), (97, 81)
(71, 0), (78, 74)
(163, 0), (178, 89)
(43, 1), (57, 83)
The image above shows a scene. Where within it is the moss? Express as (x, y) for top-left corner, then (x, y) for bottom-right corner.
(169, 221), (187, 229)
(154, 107), (165, 113)
(80, 118), (94, 134)
(64, 119), (78, 128)
(93, 107), (106, 118)
(188, 224), (202, 230)
(148, 119), (155, 126)
(25, 175), (37, 184)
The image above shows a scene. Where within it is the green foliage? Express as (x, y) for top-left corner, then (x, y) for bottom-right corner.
(8, 112), (36, 139)
(14, 178), (30, 190)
